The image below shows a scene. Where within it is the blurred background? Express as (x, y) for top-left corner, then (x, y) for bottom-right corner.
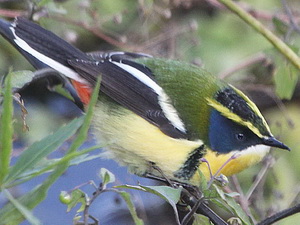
(0, 0), (299, 224)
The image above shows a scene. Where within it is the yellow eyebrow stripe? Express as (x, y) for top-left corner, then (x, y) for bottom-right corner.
(229, 85), (271, 134)
(206, 97), (265, 138)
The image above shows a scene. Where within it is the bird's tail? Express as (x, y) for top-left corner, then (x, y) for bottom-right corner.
(0, 17), (88, 83)
(0, 17), (47, 69)
(0, 17), (87, 108)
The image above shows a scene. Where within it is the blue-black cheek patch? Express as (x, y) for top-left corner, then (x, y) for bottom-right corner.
(208, 109), (263, 153)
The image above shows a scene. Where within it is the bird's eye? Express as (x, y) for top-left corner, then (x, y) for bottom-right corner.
(236, 133), (245, 141)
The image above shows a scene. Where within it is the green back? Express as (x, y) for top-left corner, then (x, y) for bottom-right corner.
(136, 58), (228, 142)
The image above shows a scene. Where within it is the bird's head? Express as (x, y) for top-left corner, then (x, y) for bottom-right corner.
(207, 85), (289, 155)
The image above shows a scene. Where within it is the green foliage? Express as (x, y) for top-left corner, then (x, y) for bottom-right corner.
(3, 190), (41, 225)
(193, 214), (213, 225)
(274, 63), (298, 100)
(5, 116), (84, 186)
(0, 72), (13, 185)
(116, 191), (144, 225)
(9, 70), (35, 90)
(60, 189), (87, 213)
(203, 183), (252, 225)
(117, 184), (182, 224)
(99, 167), (115, 187)
(0, 71), (101, 224)
(60, 168), (145, 225)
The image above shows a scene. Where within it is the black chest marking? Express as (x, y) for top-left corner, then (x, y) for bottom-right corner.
(174, 145), (205, 180)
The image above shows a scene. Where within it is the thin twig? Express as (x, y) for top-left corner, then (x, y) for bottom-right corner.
(207, 153), (240, 189)
(181, 197), (204, 225)
(83, 183), (104, 225)
(230, 175), (256, 223)
(246, 156), (275, 201)
(231, 176), (247, 211)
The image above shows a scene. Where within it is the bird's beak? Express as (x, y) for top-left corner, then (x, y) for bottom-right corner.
(262, 136), (290, 151)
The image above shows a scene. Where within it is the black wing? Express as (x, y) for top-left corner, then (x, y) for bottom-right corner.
(68, 52), (187, 139)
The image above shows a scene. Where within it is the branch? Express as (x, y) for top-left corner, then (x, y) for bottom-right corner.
(181, 189), (228, 225)
(217, 0), (300, 71)
(257, 203), (300, 225)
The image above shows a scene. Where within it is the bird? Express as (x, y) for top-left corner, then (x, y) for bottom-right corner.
(0, 17), (289, 186)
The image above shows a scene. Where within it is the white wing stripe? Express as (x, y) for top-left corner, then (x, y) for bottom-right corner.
(112, 61), (186, 133)
(111, 61), (162, 93)
(10, 26), (88, 84)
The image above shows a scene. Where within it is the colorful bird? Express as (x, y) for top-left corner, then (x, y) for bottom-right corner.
(0, 17), (289, 185)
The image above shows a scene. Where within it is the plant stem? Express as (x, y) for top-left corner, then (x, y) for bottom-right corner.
(257, 203), (300, 225)
(217, 0), (300, 70)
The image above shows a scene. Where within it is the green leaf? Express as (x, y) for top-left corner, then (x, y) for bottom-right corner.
(0, 173), (62, 224)
(272, 16), (289, 36)
(60, 189), (87, 213)
(0, 72), (13, 185)
(274, 63), (299, 100)
(205, 185), (236, 214)
(205, 185), (251, 224)
(223, 193), (253, 225)
(5, 116), (84, 185)
(9, 70), (35, 90)
(192, 213), (212, 225)
(37, 0), (52, 7)
(0, 146), (82, 224)
(7, 147), (102, 187)
(140, 185), (182, 206)
(140, 185), (181, 224)
(226, 192), (240, 198)
(117, 184), (181, 224)
(73, 214), (82, 224)
(117, 191), (144, 225)
(4, 190), (41, 225)
(99, 168), (115, 186)
(196, 167), (208, 190)
(203, 188), (221, 200)
(117, 184), (182, 205)
(52, 84), (76, 103)
(210, 198), (233, 214)
(212, 184), (226, 200)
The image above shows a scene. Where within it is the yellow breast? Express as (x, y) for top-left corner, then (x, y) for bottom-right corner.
(92, 100), (202, 179)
